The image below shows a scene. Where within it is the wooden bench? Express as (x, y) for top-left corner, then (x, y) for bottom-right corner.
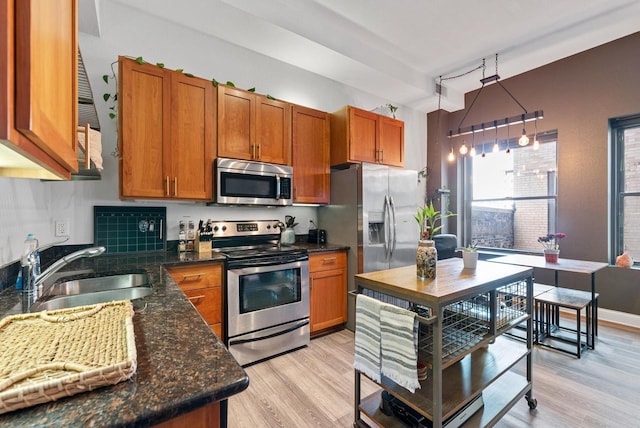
(534, 286), (599, 358)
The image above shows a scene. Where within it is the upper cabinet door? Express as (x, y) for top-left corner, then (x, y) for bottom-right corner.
(330, 105), (404, 168)
(170, 73), (215, 200)
(218, 86), (292, 165)
(378, 116), (404, 167)
(14, 0), (78, 172)
(217, 85), (255, 161)
(292, 105), (330, 204)
(119, 58), (170, 199)
(348, 107), (378, 163)
(119, 57), (215, 201)
(256, 95), (291, 165)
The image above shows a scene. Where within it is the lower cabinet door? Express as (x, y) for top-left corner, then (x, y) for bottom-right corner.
(310, 267), (347, 333)
(183, 287), (222, 327)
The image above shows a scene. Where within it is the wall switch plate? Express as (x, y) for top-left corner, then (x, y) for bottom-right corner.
(55, 219), (70, 237)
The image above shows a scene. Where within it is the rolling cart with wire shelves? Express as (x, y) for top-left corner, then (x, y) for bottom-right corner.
(352, 258), (537, 428)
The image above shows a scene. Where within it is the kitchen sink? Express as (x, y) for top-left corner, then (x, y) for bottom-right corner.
(29, 271), (153, 312)
(45, 272), (150, 296)
(29, 287), (153, 312)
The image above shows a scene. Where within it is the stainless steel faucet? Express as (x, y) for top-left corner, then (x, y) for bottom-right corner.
(21, 243), (106, 311)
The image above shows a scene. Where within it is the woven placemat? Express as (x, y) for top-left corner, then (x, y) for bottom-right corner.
(0, 300), (137, 414)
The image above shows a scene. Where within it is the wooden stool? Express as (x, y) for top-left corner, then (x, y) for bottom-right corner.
(534, 287), (598, 358)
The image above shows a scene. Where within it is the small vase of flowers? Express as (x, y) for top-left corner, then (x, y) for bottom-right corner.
(538, 233), (566, 263)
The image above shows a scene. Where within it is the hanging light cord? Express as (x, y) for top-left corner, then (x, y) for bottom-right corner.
(444, 54), (532, 136)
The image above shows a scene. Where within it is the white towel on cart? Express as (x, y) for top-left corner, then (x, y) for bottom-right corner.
(380, 304), (420, 393)
(353, 294), (383, 382)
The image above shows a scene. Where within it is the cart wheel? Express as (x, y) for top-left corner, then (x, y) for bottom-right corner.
(526, 397), (538, 409)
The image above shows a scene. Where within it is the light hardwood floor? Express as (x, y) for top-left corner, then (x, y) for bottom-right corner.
(228, 323), (640, 427)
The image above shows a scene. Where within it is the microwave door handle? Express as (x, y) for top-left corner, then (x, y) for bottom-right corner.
(275, 174), (281, 200)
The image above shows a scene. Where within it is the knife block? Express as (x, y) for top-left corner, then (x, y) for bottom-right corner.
(195, 235), (212, 254)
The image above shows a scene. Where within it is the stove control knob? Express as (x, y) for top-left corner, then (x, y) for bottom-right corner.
(213, 226), (219, 232)
(267, 224), (271, 229)
(221, 226), (227, 232)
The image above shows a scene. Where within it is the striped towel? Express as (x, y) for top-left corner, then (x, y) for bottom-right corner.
(353, 294), (383, 382)
(380, 304), (420, 393)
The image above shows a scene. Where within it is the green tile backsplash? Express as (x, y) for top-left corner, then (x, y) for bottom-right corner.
(94, 206), (166, 254)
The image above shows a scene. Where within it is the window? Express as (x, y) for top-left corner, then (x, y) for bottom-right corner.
(463, 131), (558, 252)
(611, 114), (640, 266)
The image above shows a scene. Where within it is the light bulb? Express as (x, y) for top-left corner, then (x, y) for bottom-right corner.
(447, 149), (455, 162)
(518, 129), (529, 146)
(470, 145), (476, 157)
(492, 142), (499, 153)
(459, 142), (468, 155)
(533, 139), (540, 150)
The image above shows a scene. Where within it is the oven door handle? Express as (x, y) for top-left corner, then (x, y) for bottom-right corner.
(228, 319), (310, 345)
(228, 255), (308, 269)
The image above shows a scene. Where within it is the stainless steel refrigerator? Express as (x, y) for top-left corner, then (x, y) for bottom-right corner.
(318, 163), (418, 329)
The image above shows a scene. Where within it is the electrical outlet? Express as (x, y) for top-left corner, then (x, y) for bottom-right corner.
(55, 219), (70, 237)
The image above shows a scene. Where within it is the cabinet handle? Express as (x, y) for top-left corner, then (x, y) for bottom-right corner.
(323, 257), (337, 262)
(188, 295), (206, 301)
(174, 177), (178, 196)
(379, 149), (384, 162)
(159, 219), (163, 240)
(182, 273), (205, 280)
(257, 144), (261, 159)
(251, 144), (255, 159)
(165, 176), (170, 196)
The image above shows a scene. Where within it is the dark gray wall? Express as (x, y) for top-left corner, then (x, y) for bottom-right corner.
(428, 31), (640, 316)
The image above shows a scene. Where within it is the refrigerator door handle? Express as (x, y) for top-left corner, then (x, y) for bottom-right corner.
(389, 196), (397, 259)
(383, 195), (390, 261)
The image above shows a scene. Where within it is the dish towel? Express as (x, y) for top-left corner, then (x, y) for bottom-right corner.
(353, 294), (383, 382)
(380, 304), (420, 393)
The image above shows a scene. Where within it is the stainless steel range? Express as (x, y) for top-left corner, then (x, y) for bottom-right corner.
(211, 220), (309, 366)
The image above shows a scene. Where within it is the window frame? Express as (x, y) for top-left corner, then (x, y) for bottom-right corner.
(462, 130), (558, 252)
(610, 113), (640, 266)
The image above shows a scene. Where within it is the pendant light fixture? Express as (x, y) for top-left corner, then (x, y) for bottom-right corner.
(459, 138), (468, 155)
(481, 125), (486, 158)
(518, 114), (530, 146)
(532, 118), (540, 150)
(469, 126), (477, 157)
(492, 121), (500, 153)
(444, 54), (543, 159)
(505, 120), (511, 154)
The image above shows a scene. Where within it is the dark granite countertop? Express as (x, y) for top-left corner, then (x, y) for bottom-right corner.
(294, 242), (349, 253)
(0, 251), (247, 427)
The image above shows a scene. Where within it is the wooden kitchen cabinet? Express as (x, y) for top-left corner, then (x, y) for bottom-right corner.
(217, 85), (291, 165)
(0, 0), (78, 179)
(292, 105), (330, 204)
(119, 57), (215, 201)
(154, 401), (220, 428)
(330, 105), (404, 167)
(309, 250), (347, 335)
(166, 262), (224, 339)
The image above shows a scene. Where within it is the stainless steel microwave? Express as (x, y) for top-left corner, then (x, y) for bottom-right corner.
(214, 157), (293, 206)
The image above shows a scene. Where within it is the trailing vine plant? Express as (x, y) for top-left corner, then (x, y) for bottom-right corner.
(101, 55), (280, 157)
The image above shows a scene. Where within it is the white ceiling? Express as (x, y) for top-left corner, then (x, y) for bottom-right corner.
(82, 0), (640, 112)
